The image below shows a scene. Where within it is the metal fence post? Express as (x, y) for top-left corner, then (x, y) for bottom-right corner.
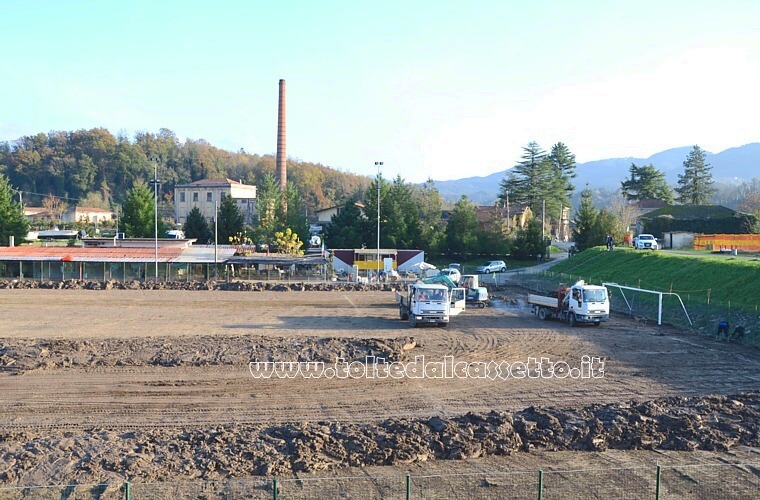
(537, 469), (543, 500)
(655, 464), (661, 500)
(272, 477), (278, 500)
(125, 481), (131, 500)
(406, 471), (411, 500)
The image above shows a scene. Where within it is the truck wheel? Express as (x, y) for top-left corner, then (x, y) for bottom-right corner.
(568, 313), (577, 327)
(400, 306), (408, 321)
(478, 302), (486, 309)
(537, 308), (548, 320)
(409, 315), (417, 328)
(437, 322), (447, 327)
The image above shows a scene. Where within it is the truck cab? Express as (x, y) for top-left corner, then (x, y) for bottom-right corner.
(396, 283), (453, 327)
(561, 283), (609, 325)
(528, 280), (609, 326)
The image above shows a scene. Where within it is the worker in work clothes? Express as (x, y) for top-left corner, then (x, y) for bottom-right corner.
(717, 320), (730, 339)
(606, 235), (614, 251)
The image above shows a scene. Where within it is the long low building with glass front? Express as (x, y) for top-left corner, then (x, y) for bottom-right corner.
(0, 242), (236, 282)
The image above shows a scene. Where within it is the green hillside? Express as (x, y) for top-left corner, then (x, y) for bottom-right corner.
(529, 248), (760, 341)
(552, 248), (760, 307)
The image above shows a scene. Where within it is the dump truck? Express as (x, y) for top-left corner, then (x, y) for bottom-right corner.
(396, 283), (456, 327)
(527, 280), (609, 326)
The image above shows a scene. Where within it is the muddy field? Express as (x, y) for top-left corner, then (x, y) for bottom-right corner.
(1, 287), (759, 493)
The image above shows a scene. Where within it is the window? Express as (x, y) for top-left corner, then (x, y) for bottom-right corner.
(180, 192), (185, 202)
(192, 192), (198, 202)
(207, 192), (213, 202)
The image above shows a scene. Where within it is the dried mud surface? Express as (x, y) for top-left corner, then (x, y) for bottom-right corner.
(1, 286), (760, 488)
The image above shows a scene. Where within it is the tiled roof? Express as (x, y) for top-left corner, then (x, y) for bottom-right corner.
(71, 206), (115, 214)
(0, 246), (184, 263)
(184, 178), (246, 186)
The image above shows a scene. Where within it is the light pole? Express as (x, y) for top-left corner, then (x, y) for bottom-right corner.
(149, 158), (162, 280)
(214, 197), (218, 281)
(375, 161), (383, 281)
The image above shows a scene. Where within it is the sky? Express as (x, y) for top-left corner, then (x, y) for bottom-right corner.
(1, 0), (759, 182)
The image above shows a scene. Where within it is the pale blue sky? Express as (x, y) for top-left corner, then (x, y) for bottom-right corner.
(1, 0), (758, 181)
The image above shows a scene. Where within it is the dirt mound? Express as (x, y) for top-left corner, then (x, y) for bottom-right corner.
(0, 336), (417, 374)
(0, 335), (417, 374)
(0, 279), (399, 292)
(0, 392), (757, 484)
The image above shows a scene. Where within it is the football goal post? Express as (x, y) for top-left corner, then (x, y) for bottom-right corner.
(603, 282), (693, 335)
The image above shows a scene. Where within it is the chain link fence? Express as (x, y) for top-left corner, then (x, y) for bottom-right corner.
(2, 464), (758, 499)
(507, 268), (760, 346)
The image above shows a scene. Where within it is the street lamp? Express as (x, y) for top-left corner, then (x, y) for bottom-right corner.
(375, 161), (383, 281)
(149, 158), (162, 280)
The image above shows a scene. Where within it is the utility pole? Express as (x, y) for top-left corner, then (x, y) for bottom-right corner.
(505, 191), (510, 233)
(542, 199), (546, 260)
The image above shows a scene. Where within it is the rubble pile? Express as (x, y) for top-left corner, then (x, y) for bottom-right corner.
(0, 392), (757, 483)
(0, 279), (397, 292)
(0, 336), (417, 374)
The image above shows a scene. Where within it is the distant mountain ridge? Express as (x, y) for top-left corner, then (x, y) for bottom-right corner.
(433, 143), (760, 205)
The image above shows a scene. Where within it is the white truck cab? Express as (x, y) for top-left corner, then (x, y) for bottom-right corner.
(396, 283), (458, 327)
(528, 280), (609, 326)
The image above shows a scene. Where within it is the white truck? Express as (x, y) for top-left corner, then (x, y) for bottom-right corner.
(396, 283), (462, 327)
(528, 280), (609, 326)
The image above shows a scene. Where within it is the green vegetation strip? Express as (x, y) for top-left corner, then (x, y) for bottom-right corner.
(551, 248), (760, 313)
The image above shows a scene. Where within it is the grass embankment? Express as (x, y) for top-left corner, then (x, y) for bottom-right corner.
(549, 247), (760, 315)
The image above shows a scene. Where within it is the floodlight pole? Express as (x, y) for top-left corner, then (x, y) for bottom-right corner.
(149, 158), (162, 280)
(375, 161), (383, 280)
(214, 198), (218, 281)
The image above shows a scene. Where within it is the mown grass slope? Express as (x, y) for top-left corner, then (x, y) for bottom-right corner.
(550, 247), (760, 313)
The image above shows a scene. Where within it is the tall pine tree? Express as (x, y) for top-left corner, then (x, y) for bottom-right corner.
(572, 187), (599, 251)
(676, 145), (715, 204)
(183, 206), (211, 244)
(499, 141), (575, 233)
(621, 163), (674, 202)
(218, 195), (245, 244)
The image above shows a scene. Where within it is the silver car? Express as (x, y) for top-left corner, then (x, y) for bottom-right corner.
(476, 260), (507, 273)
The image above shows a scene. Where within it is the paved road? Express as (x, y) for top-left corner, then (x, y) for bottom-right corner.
(477, 243), (571, 285)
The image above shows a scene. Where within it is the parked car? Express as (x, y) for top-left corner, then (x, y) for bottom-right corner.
(634, 234), (659, 250)
(476, 260), (507, 273)
(439, 268), (461, 284)
(448, 263), (461, 271)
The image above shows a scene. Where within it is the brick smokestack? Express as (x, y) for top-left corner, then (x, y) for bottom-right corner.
(276, 79), (287, 193)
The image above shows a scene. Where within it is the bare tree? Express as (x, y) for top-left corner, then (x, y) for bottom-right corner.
(609, 195), (637, 239)
(42, 193), (67, 223)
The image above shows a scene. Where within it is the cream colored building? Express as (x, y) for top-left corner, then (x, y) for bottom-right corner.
(62, 206), (116, 224)
(174, 178), (257, 224)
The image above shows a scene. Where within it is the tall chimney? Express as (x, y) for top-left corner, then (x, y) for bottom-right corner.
(276, 79), (287, 193)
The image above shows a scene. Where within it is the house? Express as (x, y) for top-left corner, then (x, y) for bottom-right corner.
(62, 206), (116, 224)
(23, 207), (55, 221)
(474, 203), (573, 239)
(174, 178), (257, 225)
(24, 206), (116, 225)
(638, 205), (755, 236)
(314, 202), (365, 225)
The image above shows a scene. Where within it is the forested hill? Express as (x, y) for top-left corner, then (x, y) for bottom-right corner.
(0, 128), (370, 212)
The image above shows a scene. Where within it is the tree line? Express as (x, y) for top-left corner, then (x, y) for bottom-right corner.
(0, 128), (369, 213)
(3, 129), (759, 256)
